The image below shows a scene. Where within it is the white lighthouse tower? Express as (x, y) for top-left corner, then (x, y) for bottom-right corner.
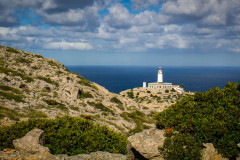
(157, 67), (163, 83)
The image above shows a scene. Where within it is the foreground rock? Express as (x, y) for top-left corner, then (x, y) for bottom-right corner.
(201, 143), (228, 160)
(13, 128), (53, 160)
(128, 128), (165, 160)
(1, 129), (128, 160)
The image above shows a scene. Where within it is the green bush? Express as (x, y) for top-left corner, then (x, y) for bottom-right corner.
(110, 97), (122, 105)
(44, 99), (68, 112)
(0, 106), (23, 121)
(6, 47), (20, 54)
(0, 67), (34, 82)
(0, 91), (25, 102)
(127, 91), (134, 99)
(156, 82), (240, 159)
(0, 116), (128, 155)
(121, 110), (153, 135)
(0, 85), (22, 94)
(159, 133), (202, 160)
(48, 61), (58, 67)
(15, 58), (32, 64)
(25, 109), (48, 118)
(79, 91), (93, 99)
(87, 102), (114, 114)
(38, 76), (59, 87)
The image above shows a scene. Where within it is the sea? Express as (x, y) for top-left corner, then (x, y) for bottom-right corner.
(67, 66), (240, 94)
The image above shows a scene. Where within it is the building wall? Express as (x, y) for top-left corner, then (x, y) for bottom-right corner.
(148, 82), (172, 91)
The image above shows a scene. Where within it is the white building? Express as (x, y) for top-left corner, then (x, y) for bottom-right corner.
(145, 67), (173, 92)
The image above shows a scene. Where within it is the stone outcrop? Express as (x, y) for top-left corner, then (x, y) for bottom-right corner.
(13, 128), (53, 160)
(128, 128), (165, 160)
(201, 143), (228, 160)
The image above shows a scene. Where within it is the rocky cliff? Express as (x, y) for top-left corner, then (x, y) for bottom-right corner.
(0, 46), (154, 134)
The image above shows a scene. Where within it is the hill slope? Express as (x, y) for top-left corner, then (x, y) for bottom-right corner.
(0, 46), (154, 134)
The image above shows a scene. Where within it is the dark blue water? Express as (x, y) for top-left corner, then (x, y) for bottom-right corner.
(67, 66), (240, 94)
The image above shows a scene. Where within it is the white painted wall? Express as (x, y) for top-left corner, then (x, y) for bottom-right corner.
(157, 67), (163, 83)
(143, 82), (147, 88)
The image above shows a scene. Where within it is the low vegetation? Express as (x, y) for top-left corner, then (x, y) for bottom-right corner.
(0, 85), (22, 94)
(110, 97), (122, 105)
(0, 106), (23, 121)
(78, 90), (93, 99)
(77, 76), (98, 90)
(44, 99), (68, 112)
(37, 76), (59, 87)
(87, 101), (114, 114)
(156, 81), (240, 159)
(0, 91), (25, 102)
(127, 91), (134, 99)
(0, 67), (34, 82)
(121, 110), (153, 135)
(6, 47), (20, 54)
(15, 57), (32, 64)
(0, 116), (128, 155)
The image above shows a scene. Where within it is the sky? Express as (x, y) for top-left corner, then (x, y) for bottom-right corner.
(0, 0), (240, 66)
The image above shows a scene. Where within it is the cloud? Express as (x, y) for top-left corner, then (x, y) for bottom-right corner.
(104, 3), (133, 29)
(131, 0), (160, 10)
(160, 0), (240, 26)
(0, 0), (105, 29)
(44, 40), (93, 50)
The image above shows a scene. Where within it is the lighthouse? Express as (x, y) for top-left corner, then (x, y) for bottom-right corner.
(157, 67), (163, 83)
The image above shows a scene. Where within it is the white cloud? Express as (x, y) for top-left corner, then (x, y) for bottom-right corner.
(104, 3), (133, 29)
(131, 0), (159, 10)
(44, 40), (93, 50)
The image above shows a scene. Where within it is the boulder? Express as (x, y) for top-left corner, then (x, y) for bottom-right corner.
(201, 143), (228, 160)
(13, 128), (53, 160)
(128, 128), (165, 160)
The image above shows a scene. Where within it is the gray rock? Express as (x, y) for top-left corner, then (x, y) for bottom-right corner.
(128, 128), (165, 160)
(201, 143), (228, 160)
(13, 128), (53, 160)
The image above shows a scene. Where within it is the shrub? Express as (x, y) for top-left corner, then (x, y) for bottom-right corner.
(6, 47), (20, 54)
(35, 54), (43, 58)
(48, 61), (58, 67)
(165, 89), (169, 93)
(87, 102), (114, 114)
(69, 106), (79, 111)
(78, 91), (93, 99)
(15, 58), (32, 64)
(127, 91), (134, 99)
(25, 109), (48, 118)
(0, 85), (22, 94)
(121, 110), (153, 135)
(44, 99), (68, 112)
(0, 116), (128, 155)
(156, 82), (240, 159)
(38, 76), (59, 87)
(0, 91), (25, 102)
(0, 67), (34, 82)
(0, 106), (23, 121)
(110, 97), (122, 105)
(159, 133), (202, 160)
(78, 77), (98, 90)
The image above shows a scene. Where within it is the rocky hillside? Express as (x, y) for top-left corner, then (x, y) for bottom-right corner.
(0, 46), (154, 134)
